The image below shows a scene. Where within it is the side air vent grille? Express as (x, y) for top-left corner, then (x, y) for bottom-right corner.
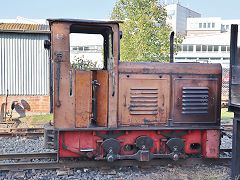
(129, 88), (158, 115)
(182, 87), (209, 114)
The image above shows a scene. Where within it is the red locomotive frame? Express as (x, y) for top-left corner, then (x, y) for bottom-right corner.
(45, 19), (222, 162)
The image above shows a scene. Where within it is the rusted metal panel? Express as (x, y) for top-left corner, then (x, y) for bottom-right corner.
(172, 75), (221, 126)
(52, 23), (76, 129)
(75, 71), (92, 128)
(93, 71), (108, 127)
(108, 24), (120, 128)
(202, 130), (220, 158)
(119, 74), (170, 126)
(118, 62), (222, 75)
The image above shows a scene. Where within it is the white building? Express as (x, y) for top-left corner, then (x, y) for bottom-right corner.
(165, 3), (201, 35)
(175, 32), (231, 67)
(175, 17), (240, 68)
(187, 17), (240, 36)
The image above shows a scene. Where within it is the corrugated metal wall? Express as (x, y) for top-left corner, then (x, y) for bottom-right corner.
(0, 33), (50, 95)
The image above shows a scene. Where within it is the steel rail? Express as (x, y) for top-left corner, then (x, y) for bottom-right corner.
(0, 127), (44, 132)
(0, 132), (44, 137)
(0, 152), (57, 160)
(0, 128), (44, 137)
(0, 158), (232, 171)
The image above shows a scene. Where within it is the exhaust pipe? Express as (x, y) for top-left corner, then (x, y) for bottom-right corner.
(170, 31), (174, 63)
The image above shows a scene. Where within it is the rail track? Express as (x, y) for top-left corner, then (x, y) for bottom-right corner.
(0, 152), (57, 161)
(0, 128), (44, 137)
(0, 124), (232, 171)
(0, 151), (232, 171)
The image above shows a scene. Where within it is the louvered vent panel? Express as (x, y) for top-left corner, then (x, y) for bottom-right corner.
(182, 87), (209, 114)
(129, 88), (158, 115)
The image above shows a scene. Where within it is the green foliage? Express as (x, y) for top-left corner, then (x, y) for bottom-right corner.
(111, 0), (183, 62)
(71, 56), (98, 71)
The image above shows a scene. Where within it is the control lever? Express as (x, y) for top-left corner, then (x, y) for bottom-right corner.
(92, 80), (100, 126)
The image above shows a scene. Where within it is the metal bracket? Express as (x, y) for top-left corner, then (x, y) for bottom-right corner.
(55, 53), (63, 107)
(112, 72), (115, 96)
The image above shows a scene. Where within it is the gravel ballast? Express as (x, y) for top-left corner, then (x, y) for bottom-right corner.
(0, 165), (231, 180)
(0, 136), (55, 154)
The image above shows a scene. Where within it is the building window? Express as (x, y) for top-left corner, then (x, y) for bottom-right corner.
(196, 45), (201, 52)
(180, 45), (223, 53)
(226, 25), (229, 30)
(210, 58), (221, 60)
(221, 46), (227, 52)
(212, 23), (215, 28)
(223, 57), (230, 60)
(183, 45), (188, 51)
(203, 23), (206, 28)
(202, 45), (207, 52)
(199, 58), (209, 60)
(214, 45), (218, 52)
(188, 45), (193, 52)
(175, 57), (185, 60)
(221, 25), (225, 31)
(181, 45), (194, 52)
(187, 57), (197, 60)
(199, 23), (202, 28)
(208, 45), (213, 52)
(227, 46), (230, 52)
(208, 23), (211, 28)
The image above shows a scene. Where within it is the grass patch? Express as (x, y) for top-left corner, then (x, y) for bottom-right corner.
(26, 113), (53, 123)
(221, 108), (234, 120)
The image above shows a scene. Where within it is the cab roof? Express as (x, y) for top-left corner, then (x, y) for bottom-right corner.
(47, 18), (123, 25)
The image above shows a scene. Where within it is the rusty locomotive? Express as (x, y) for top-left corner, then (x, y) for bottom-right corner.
(44, 19), (222, 162)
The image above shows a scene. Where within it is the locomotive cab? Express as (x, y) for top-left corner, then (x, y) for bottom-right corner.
(47, 19), (120, 129)
(45, 19), (222, 162)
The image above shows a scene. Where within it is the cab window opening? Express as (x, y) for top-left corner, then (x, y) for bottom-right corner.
(69, 25), (114, 71)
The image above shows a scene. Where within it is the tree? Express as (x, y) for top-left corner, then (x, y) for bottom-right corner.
(111, 0), (183, 62)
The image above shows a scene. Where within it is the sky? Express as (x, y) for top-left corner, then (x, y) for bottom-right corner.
(0, 0), (240, 20)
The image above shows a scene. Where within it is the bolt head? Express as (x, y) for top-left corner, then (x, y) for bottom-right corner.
(107, 155), (114, 162)
(173, 154), (179, 161)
